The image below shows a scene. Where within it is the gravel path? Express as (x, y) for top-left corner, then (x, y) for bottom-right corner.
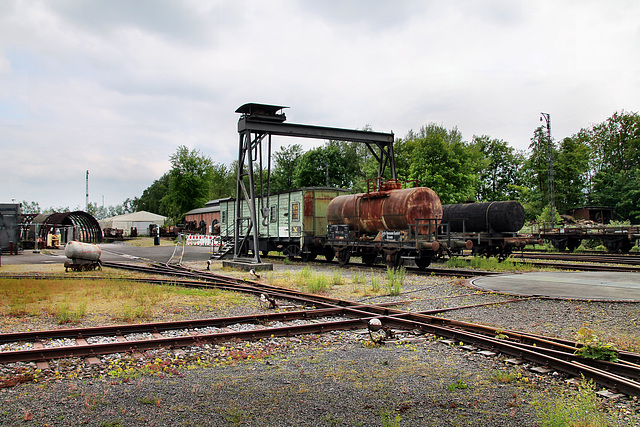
(1, 261), (639, 426)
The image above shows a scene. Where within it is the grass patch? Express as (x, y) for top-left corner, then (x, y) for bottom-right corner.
(385, 267), (405, 296)
(331, 271), (344, 286)
(490, 369), (518, 384)
(534, 376), (616, 427)
(0, 277), (253, 325)
(307, 274), (330, 294)
(53, 299), (87, 324)
(370, 271), (381, 293)
(445, 255), (548, 272)
(380, 409), (401, 427)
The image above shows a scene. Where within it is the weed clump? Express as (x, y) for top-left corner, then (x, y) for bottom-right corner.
(534, 376), (616, 427)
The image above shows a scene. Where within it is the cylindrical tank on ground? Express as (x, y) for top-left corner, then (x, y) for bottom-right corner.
(327, 187), (442, 234)
(442, 201), (525, 233)
(64, 240), (102, 261)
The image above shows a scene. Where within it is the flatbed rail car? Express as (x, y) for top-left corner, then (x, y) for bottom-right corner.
(536, 225), (640, 252)
(218, 187), (349, 261)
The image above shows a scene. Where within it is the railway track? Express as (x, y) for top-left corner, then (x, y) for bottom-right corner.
(511, 253), (640, 272)
(265, 254), (495, 278)
(513, 251), (640, 266)
(2, 261), (640, 397)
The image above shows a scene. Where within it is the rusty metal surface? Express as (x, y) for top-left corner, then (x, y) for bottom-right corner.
(327, 187), (442, 234)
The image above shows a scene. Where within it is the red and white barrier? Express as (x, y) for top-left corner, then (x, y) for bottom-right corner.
(185, 235), (221, 247)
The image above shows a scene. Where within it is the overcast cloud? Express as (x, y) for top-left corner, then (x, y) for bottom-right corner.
(1, 0), (639, 209)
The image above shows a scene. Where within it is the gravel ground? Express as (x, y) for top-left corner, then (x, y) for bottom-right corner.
(1, 260), (639, 426)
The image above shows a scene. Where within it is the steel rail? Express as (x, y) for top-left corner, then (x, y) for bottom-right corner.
(0, 307), (356, 344)
(513, 252), (640, 265)
(511, 258), (640, 272)
(0, 317), (372, 364)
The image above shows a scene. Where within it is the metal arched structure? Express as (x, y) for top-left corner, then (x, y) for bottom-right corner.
(33, 211), (103, 244)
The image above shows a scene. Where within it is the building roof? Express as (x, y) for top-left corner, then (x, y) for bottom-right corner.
(185, 206), (220, 215)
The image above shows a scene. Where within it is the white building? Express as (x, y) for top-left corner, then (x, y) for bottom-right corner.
(98, 211), (167, 237)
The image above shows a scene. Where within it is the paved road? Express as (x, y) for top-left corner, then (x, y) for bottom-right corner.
(471, 271), (640, 301)
(0, 242), (214, 267)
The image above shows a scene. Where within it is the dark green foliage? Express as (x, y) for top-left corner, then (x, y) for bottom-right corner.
(590, 168), (640, 223)
(470, 135), (525, 202)
(293, 143), (361, 189)
(521, 126), (554, 217)
(554, 136), (590, 212)
(395, 124), (480, 204)
(136, 173), (171, 216)
(162, 146), (215, 221)
(270, 144), (303, 192)
(585, 111), (640, 223)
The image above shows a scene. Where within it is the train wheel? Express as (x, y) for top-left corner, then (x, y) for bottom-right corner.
(336, 248), (351, 266)
(620, 238), (633, 253)
(567, 238), (581, 252)
(324, 246), (335, 262)
(551, 239), (568, 251)
(385, 251), (402, 269)
(362, 252), (377, 266)
(284, 245), (300, 261)
(604, 238), (622, 253)
(301, 251), (317, 262)
(415, 255), (431, 270)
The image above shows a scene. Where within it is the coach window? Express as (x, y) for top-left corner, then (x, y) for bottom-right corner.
(291, 202), (300, 222)
(221, 211), (226, 223)
(270, 205), (277, 223)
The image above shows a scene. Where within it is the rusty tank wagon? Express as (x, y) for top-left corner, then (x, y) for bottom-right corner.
(326, 180), (443, 269)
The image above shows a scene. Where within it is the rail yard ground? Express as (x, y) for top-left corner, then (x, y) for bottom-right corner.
(1, 242), (639, 426)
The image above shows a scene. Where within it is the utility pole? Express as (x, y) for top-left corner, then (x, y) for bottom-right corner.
(85, 170), (89, 212)
(540, 113), (555, 225)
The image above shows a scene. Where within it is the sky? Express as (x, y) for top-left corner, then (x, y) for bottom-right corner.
(1, 0), (639, 210)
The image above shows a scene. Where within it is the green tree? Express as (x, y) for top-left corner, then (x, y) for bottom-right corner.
(136, 173), (171, 216)
(162, 146), (215, 221)
(293, 143), (360, 189)
(395, 124), (479, 204)
(20, 201), (41, 214)
(209, 163), (235, 200)
(588, 110), (640, 174)
(585, 111), (640, 222)
(522, 126), (556, 219)
(271, 144), (303, 192)
(554, 136), (590, 212)
(469, 135), (525, 202)
(591, 169), (640, 223)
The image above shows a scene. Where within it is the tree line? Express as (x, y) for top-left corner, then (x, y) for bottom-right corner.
(34, 110), (635, 224)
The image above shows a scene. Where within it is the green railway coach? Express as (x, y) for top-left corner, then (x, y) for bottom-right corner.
(218, 187), (349, 260)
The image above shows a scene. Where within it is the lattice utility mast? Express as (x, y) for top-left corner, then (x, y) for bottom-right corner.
(540, 112), (555, 224)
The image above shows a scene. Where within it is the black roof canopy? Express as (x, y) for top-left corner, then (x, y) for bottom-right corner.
(235, 103), (288, 121)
